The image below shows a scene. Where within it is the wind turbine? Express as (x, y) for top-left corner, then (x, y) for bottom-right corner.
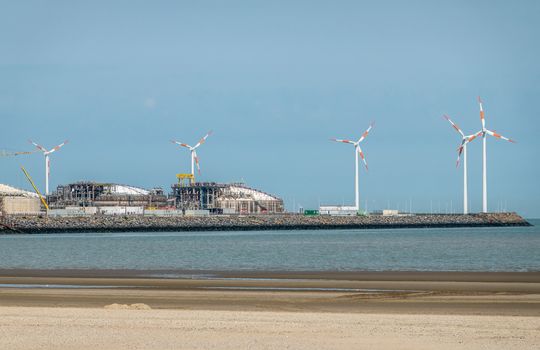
(28, 140), (69, 195)
(443, 115), (481, 214)
(171, 131), (213, 176)
(461, 97), (515, 213)
(331, 123), (373, 212)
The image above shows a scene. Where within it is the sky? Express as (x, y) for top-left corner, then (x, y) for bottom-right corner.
(0, 0), (539, 217)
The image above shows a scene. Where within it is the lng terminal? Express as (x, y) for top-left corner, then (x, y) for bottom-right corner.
(0, 177), (530, 234)
(0, 149), (531, 233)
(0, 109), (529, 234)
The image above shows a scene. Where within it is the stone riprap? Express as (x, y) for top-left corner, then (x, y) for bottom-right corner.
(0, 212), (530, 234)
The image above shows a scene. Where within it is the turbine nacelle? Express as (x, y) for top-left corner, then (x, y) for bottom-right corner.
(330, 121), (374, 212)
(171, 130), (212, 175)
(331, 122), (374, 171)
(443, 113), (475, 214)
(477, 96), (515, 144)
(478, 96), (514, 212)
(443, 115), (479, 168)
(29, 140), (69, 155)
(28, 139), (69, 195)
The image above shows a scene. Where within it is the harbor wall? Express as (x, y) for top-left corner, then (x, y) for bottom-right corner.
(0, 212), (530, 234)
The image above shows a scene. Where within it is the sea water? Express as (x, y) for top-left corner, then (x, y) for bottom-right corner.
(0, 220), (538, 271)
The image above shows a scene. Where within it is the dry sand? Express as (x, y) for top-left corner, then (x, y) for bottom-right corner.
(1, 271), (539, 349)
(1, 307), (539, 350)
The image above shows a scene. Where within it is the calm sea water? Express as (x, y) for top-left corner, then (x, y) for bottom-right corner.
(0, 220), (538, 272)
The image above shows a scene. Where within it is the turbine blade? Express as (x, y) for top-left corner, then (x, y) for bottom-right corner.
(193, 130), (213, 149)
(459, 131), (483, 149)
(47, 140), (69, 154)
(456, 140), (466, 168)
(357, 122), (374, 143)
(171, 140), (192, 149)
(330, 138), (354, 144)
(357, 146), (368, 171)
(485, 129), (515, 143)
(478, 96), (486, 129)
(28, 140), (47, 153)
(193, 151), (201, 174)
(443, 115), (465, 137)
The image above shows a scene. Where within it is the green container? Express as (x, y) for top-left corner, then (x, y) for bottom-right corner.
(304, 210), (319, 216)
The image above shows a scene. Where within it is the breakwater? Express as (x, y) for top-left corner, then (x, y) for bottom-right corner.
(0, 212), (530, 234)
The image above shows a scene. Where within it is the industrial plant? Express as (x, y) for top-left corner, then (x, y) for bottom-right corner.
(42, 177), (284, 216)
(1, 177), (284, 217)
(172, 176), (283, 214)
(46, 182), (170, 214)
(0, 130), (284, 217)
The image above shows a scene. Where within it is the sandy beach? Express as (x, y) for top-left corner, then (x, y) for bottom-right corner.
(0, 270), (539, 349)
(1, 307), (539, 350)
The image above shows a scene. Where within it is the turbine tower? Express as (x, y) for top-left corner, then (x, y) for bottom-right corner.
(29, 140), (69, 195)
(462, 97), (515, 213)
(331, 123), (373, 212)
(443, 115), (481, 214)
(171, 131), (213, 176)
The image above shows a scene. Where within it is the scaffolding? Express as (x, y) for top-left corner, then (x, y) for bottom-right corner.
(171, 182), (284, 214)
(47, 182), (168, 209)
(45, 180), (284, 214)
(171, 182), (225, 210)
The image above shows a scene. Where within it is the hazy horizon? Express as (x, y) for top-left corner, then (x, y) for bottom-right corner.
(1, 1), (539, 217)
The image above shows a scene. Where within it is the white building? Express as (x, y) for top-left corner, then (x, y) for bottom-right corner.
(319, 205), (358, 216)
(0, 184), (41, 215)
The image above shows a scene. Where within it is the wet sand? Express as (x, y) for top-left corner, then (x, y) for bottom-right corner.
(1, 270), (539, 349)
(3, 268), (540, 282)
(1, 270), (540, 315)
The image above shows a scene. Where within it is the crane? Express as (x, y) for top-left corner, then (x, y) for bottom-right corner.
(20, 166), (49, 210)
(0, 150), (35, 157)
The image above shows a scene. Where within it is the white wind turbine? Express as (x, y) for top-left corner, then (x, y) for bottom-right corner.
(443, 115), (481, 214)
(29, 140), (69, 195)
(331, 123), (374, 212)
(461, 97), (515, 213)
(171, 131), (213, 176)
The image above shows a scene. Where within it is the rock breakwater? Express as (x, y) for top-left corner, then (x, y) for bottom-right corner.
(0, 212), (530, 234)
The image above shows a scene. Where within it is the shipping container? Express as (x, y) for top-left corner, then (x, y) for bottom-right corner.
(303, 210), (319, 216)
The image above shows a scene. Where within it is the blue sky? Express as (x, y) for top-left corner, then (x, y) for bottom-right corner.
(1, 0), (539, 217)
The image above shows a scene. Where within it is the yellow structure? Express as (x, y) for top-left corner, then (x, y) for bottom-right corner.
(176, 173), (195, 186)
(21, 167), (49, 210)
